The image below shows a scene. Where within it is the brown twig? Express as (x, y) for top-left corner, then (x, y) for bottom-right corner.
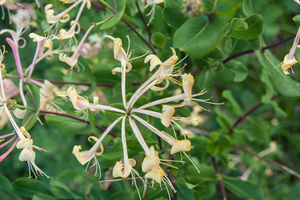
(94, 1), (156, 54)
(233, 144), (300, 179)
(228, 94), (281, 134)
(211, 156), (227, 200)
(135, 2), (152, 42)
(39, 110), (117, 138)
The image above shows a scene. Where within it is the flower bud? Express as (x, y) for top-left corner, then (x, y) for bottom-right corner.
(181, 0), (204, 18)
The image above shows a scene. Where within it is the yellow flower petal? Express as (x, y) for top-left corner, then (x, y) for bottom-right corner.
(170, 140), (191, 154)
(142, 146), (160, 172)
(145, 169), (164, 184)
(161, 105), (175, 127)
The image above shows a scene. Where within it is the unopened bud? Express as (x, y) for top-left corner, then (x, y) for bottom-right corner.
(181, 0), (204, 18)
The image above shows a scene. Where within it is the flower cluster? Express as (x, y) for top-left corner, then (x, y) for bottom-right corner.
(54, 35), (206, 195)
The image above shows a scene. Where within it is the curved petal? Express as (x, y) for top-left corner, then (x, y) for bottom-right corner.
(170, 140), (191, 154)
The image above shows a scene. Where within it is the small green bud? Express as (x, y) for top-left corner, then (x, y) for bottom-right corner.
(181, 0), (204, 18)
(5, 99), (17, 110)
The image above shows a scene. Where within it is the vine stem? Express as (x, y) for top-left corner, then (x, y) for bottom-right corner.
(228, 94), (281, 134)
(222, 34), (296, 64)
(168, 168), (177, 200)
(211, 156), (227, 200)
(39, 110), (117, 138)
(233, 144), (300, 179)
(92, 1), (156, 54)
(135, 2), (152, 42)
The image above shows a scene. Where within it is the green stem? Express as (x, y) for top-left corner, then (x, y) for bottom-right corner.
(16, 104), (34, 110)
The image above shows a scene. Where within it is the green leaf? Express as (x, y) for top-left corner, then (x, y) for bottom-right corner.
(206, 132), (232, 155)
(173, 0), (241, 58)
(111, 191), (131, 200)
(222, 176), (263, 200)
(215, 107), (234, 131)
(132, 183), (169, 200)
(90, 187), (110, 200)
(260, 70), (286, 117)
(151, 32), (167, 49)
(0, 175), (21, 200)
(255, 49), (300, 97)
(175, 177), (195, 200)
(32, 193), (56, 200)
(186, 164), (217, 183)
(45, 115), (90, 134)
(196, 69), (214, 90)
(12, 178), (53, 198)
(215, 63), (235, 83)
(101, 0), (126, 29)
(22, 84), (40, 130)
(231, 14), (264, 40)
(206, 48), (225, 59)
(225, 60), (248, 82)
(241, 0), (254, 16)
(104, 103), (124, 123)
(50, 178), (81, 199)
(162, 0), (188, 29)
(222, 90), (242, 116)
(293, 14), (300, 26)
(247, 117), (270, 144)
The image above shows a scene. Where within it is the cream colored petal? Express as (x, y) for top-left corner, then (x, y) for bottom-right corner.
(182, 73), (194, 100)
(170, 140), (191, 154)
(144, 55), (163, 71)
(13, 108), (26, 119)
(112, 158), (135, 178)
(142, 146), (160, 172)
(17, 138), (33, 149)
(29, 33), (46, 42)
(67, 87), (89, 111)
(161, 105), (175, 127)
(151, 79), (169, 91)
(19, 148), (35, 162)
(281, 55), (298, 75)
(145, 169), (164, 184)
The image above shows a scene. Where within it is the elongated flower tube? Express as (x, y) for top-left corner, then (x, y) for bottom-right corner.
(59, 24), (95, 67)
(73, 116), (123, 165)
(112, 117), (133, 178)
(73, 136), (104, 165)
(57, 87), (89, 111)
(106, 35), (131, 108)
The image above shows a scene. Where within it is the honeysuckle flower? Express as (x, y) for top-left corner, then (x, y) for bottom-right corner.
(170, 140), (191, 154)
(142, 146), (160, 172)
(11, 3), (37, 28)
(16, 127), (48, 178)
(144, 0), (164, 24)
(45, 0), (90, 39)
(281, 54), (297, 75)
(59, 24), (95, 67)
(73, 136), (104, 165)
(145, 168), (164, 184)
(57, 87), (89, 111)
(281, 26), (300, 74)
